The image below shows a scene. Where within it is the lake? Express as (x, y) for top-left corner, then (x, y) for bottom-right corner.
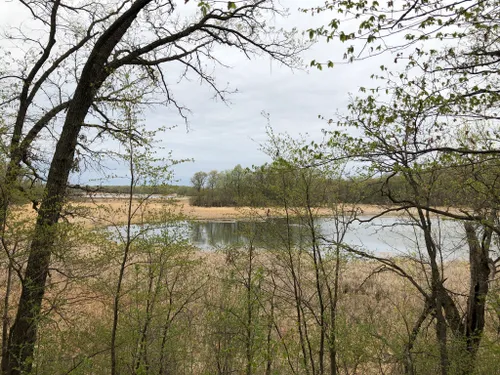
(111, 216), (469, 258)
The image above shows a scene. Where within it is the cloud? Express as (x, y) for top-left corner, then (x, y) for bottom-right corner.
(1, 0), (391, 186)
(147, 46), (379, 185)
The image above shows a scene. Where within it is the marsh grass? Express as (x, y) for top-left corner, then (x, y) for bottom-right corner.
(1, 201), (499, 374)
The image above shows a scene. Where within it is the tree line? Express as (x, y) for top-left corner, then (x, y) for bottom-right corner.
(188, 162), (485, 209)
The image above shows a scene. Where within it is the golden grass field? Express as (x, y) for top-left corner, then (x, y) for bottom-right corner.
(10, 196), (465, 228)
(4, 197), (498, 375)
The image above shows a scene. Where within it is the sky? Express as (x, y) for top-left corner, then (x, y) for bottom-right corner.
(0, 0), (390, 186)
(141, 0), (385, 185)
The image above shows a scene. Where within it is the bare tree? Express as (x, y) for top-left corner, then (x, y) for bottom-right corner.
(0, 1), (302, 374)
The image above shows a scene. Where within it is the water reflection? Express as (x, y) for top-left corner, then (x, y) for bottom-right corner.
(190, 221), (245, 248)
(186, 217), (467, 257)
(112, 216), (468, 257)
(188, 219), (319, 250)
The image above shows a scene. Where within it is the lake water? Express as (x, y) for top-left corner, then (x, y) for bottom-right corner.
(112, 216), (469, 258)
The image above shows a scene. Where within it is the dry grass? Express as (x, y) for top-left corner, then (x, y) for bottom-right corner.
(2, 234), (497, 375)
(10, 196), (466, 228)
(2, 197), (495, 374)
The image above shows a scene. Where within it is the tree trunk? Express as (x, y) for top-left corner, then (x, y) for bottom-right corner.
(417, 207), (449, 375)
(328, 243), (341, 375)
(2, 3), (151, 373)
(265, 282), (276, 375)
(3, 183), (63, 374)
(1, 249), (15, 372)
(404, 303), (431, 375)
(461, 222), (491, 374)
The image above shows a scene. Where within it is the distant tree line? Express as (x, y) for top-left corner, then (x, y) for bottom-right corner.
(69, 184), (193, 197)
(188, 163), (477, 208)
(2, 181), (193, 204)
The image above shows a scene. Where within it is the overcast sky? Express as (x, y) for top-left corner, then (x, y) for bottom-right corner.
(0, 0), (389, 186)
(144, 0), (385, 185)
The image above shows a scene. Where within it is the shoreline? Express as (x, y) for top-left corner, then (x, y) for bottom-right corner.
(70, 197), (401, 225)
(11, 197), (463, 227)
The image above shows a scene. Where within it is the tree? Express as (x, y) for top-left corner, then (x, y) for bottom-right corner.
(314, 73), (500, 374)
(302, 2), (500, 372)
(306, 0), (500, 161)
(0, 1), (302, 373)
(191, 171), (208, 193)
(207, 170), (219, 191)
(259, 130), (362, 375)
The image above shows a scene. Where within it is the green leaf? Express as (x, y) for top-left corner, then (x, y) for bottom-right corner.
(227, 1), (236, 10)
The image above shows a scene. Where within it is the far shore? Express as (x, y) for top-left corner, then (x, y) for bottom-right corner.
(11, 196), (465, 228)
